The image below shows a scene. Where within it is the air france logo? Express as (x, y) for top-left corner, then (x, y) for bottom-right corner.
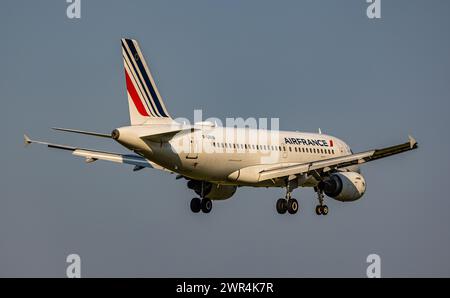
(284, 137), (333, 147)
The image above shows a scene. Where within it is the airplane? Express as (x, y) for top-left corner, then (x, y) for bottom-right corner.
(24, 38), (418, 216)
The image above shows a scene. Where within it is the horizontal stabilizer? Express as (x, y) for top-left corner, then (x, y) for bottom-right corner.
(23, 133), (172, 172)
(52, 127), (111, 138)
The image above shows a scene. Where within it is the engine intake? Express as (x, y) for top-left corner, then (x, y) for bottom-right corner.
(320, 172), (366, 202)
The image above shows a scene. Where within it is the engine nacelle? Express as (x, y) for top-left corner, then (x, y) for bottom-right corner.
(187, 181), (237, 200)
(320, 172), (366, 202)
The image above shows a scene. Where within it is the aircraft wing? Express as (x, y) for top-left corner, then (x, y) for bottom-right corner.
(258, 136), (418, 182)
(23, 134), (170, 172)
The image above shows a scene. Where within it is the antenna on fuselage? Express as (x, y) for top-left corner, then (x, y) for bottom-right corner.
(318, 128), (322, 134)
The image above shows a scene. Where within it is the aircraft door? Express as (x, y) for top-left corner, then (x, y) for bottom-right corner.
(186, 128), (199, 159)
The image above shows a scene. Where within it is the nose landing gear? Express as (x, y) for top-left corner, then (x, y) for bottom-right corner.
(314, 187), (329, 216)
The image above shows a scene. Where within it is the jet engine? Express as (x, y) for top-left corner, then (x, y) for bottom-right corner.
(187, 180), (237, 200)
(319, 172), (366, 202)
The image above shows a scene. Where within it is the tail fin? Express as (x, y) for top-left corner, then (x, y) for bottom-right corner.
(121, 38), (171, 125)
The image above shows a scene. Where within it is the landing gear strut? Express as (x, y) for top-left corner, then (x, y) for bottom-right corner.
(314, 187), (329, 216)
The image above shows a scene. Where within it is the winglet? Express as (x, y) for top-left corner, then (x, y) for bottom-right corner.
(408, 135), (417, 149)
(24, 134), (32, 147)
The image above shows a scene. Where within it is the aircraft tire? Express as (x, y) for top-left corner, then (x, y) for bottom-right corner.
(288, 198), (299, 214)
(190, 198), (201, 213)
(201, 198), (212, 213)
(276, 198), (287, 214)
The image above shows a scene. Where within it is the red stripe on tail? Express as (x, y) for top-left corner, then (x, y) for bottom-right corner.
(125, 69), (149, 117)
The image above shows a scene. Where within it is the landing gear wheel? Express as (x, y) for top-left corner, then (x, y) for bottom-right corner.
(287, 199), (299, 214)
(190, 198), (201, 213)
(315, 205), (329, 215)
(201, 198), (212, 213)
(315, 205), (322, 215)
(276, 198), (287, 214)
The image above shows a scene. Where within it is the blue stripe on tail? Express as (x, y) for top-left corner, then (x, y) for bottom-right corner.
(122, 40), (158, 117)
(125, 39), (168, 118)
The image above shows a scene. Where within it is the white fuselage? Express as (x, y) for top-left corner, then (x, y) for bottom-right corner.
(114, 122), (354, 188)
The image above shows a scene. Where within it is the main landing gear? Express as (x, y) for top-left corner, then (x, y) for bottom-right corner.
(189, 181), (213, 214)
(274, 182), (329, 215)
(190, 197), (212, 213)
(276, 191), (299, 215)
(314, 187), (329, 216)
